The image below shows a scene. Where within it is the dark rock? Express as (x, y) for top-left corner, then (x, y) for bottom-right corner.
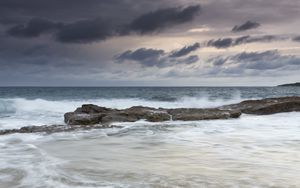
(123, 106), (171, 122)
(167, 108), (241, 121)
(65, 105), (174, 126)
(101, 113), (139, 125)
(64, 104), (241, 126)
(145, 111), (171, 122)
(221, 96), (300, 115)
(64, 96), (300, 126)
(0, 124), (123, 136)
(75, 104), (112, 113)
(64, 112), (104, 125)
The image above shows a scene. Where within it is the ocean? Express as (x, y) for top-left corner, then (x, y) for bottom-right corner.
(0, 87), (300, 187)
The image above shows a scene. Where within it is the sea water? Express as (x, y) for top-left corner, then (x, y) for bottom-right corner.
(0, 87), (300, 188)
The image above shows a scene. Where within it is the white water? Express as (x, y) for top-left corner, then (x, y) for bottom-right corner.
(1, 96), (300, 187)
(0, 96), (244, 130)
(0, 112), (300, 187)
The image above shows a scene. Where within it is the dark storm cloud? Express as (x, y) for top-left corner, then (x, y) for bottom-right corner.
(0, 0), (133, 20)
(55, 4), (201, 43)
(55, 18), (115, 43)
(6, 17), (117, 43)
(169, 43), (200, 57)
(126, 5), (201, 34)
(232, 21), (260, 32)
(5, 4), (201, 43)
(6, 18), (62, 38)
(1, 0), (300, 85)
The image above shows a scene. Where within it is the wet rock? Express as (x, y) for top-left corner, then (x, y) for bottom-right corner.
(221, 96), (300, 115)
(101, 113), (139, 125)
(65, 105), (173, 125)
(0, 124), (123, 136)
(64, 112), (105, 125)
(123, 106), (171, 122)
(145, 111), (171, 122)
(75, 104), (112, 114)
(65, 96), (300, 126)
(64, 104), (241, 126)
(167, 108), (241, 121)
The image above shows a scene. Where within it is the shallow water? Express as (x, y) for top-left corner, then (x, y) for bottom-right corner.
(1, 113), (300, 188)
(0, 87), (300, 187)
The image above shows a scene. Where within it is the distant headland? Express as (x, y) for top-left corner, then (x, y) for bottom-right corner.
(278, 82), (300, 87)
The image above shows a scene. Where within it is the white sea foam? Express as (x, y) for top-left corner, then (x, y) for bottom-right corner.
(0, 112), (300, 187)
(2, 95), (244, 112)
(0, 95), (246, 130)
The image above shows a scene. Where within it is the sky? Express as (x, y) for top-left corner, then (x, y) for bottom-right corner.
(0, 0), (299, 86)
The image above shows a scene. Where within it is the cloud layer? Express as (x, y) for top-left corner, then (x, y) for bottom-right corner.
(0, 0), (300, 86)
(207, 35), (285, 48)
(232, 21), (260, 32)
(115, 46), (200, 67)
(127, 5), (201, 34)
(7, 18), (62, 38)
(6, 5), (201, 44)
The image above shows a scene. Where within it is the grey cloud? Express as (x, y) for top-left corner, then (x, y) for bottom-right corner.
(238, 35), (282, 43)
(207, 35), (283, 48)
(6, 5), (201, 43)
(207, 38), (233, 48)
(115, 47), (200, 67)
(6, 17), (118, 43)
(210, 50), (300, 70)
(115, 48), (165, 67)
(180, 55), (199, 64)
(0, 0), (139, 22)
(126, 5), (201, 34)
(199, 0), (300, 30)
(6, 18), (62, 38)
(232, 51), (279, 63)
(169, 42), (200, 57)
(235, 51), (300, 70)
(1, 0), (300, 85)
(170, 55), (200, 65)
(232, 21), (260, 32)
(56, 5), (201, 44)
(116, 48), (165, 62)
(209, 56), (228, 66)
(293, 36), (300, 42)
(55, 18), (115, 43)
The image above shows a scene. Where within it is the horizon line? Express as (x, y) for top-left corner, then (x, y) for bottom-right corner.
(0, 85), (279, 87)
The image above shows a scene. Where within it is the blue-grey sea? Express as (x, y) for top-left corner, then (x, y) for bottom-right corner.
(0, 87), (300, 188)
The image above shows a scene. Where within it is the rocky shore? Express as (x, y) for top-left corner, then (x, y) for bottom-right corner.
(278, 82), (300, 87)
(1, 96), (300, 135)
